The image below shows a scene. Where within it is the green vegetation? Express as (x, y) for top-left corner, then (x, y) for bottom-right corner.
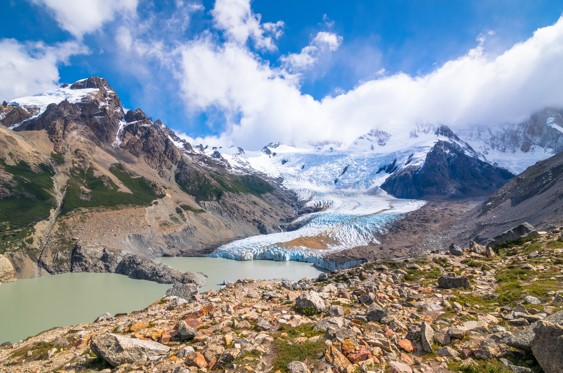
(0, 160), (55, 252)
(61, 163), (163, 214)
(179, 204), (205, 213)
(10, 341), (55, 362)
(495, 263), (560, 305)
(50, 152), (65, 165)
(175, 169), (273, 201)
(404, 265), (442, 283)
(448, 359), (510, 373)
(273, 324), (324, 372)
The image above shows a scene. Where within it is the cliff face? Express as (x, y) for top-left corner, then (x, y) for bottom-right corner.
(381, 139), (514, 199)
(0, 77), (298, 280)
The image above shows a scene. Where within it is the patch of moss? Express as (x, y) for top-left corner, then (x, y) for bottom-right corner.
(404, 266), (441, 283)
(179, 204), (205, 213)
(272, 329), (325, 372)
(447, 359), (510, 373)
(10, 341), (55, 362)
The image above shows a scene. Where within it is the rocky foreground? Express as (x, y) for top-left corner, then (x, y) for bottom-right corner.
(0, 230), (562, 373)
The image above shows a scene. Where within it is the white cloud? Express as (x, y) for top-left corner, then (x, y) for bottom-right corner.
(0, 39), (87, 100)
(212, 0), (284, 50)
(31, 0), (138, 38)
(178, 16), (563, 149)
(282, 31), (343, 73)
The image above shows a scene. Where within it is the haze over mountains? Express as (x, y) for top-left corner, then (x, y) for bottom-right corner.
(0, 76), (561, 279)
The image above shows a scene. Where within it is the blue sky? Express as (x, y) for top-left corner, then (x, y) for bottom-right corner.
(1, 0), (563, 148)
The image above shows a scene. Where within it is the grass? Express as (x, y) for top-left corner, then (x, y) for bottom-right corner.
(179, 204), (205, 213)
(272, 324), (324, 372)
(0, 159), (55, 252)
(61, 163), (163, 214)
(9, 341), (55, 362)
(403, 266), (442, 283)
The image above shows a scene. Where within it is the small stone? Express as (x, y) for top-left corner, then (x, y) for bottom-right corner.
(256, 318), (272, 330)
(449, 244), (464, 256)
(366, 305), (387, 322)
(295, 291), (326, 314)
(508, 318), (530, 327)
(388, 360), (413, 373)
(177, 346), (195, 358)
(329, 305), (344, 316)
(447, 326), (465, 340)
(438, 275), (470, 289)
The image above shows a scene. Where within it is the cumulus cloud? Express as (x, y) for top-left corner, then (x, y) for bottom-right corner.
(31, 0), (138, 38)
(0, 39), (87, 100)
(282, 31), (343, 72)
(178, 15), (563, 149)
(212, 0), (284, 50)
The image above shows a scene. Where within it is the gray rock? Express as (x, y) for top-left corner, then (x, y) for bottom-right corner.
(359, 293), (374, 304)
(176, 320), (197, 340)
(449, 244), (464, 256)
(437, 275), (470, 289)
(437, 346), (459, 358)
(316, 317), (346, 332)
(506, 310), (563, 351)
(523, 295), (541, 305)
(256, 318), (272, 331)
(328, 305), (344, 316)
(531, 320), (563, 373)
(94, 312), (113, 322)
(215, 348), (240, 369)
(116, 253), (207, 285)
(366, 305), (388, 322)
(487, 222), (539, 249)
(287, 361), (310, 373)
(176, 346), (195, 358)
(90, 333), (170, 367)
(448, 326), (466, 340)
(420, 322), (435, 353)
(468, 241), (486, 255)
(294, 291), (326, 314)
(331, 328), (357, 341)
(165, 282), (199, 301)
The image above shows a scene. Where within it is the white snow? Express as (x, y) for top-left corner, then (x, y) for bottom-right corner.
(8, 86), (99, 129)
(547, 117), (563, 134)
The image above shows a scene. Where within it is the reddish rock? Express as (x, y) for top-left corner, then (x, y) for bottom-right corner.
(341, 339), (356, 355)
(347, 347), (373, 363)
(183, 317), (203, 329)
(159, 331), (173, 344)
(398, 339), (414, 352)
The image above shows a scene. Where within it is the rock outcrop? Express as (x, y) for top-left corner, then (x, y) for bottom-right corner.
(0, 254), (15, 282)
(90, 333), (170, 367)
(531, 321), (563, 373)
(486, 222), (539, 249)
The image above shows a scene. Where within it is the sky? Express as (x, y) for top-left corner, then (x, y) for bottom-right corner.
(1, 0), (563, 149)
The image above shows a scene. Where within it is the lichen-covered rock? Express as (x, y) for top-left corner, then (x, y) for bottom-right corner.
(90, 333), (170, 367)
(438, 275), (470, 289)
(294, 291), (326, 314)
(531, 321), (563, 373)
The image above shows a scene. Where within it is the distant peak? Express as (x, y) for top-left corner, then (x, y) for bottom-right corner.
(125, 108), (148, 122)
(434, 124), (460, 141)
(70, 76), (111, 91)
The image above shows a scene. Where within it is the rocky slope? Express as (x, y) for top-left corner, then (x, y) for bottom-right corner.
(1, 228), (561, 372)
(0, 77), (297, 281)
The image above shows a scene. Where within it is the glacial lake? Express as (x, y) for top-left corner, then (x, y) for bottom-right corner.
(0, 257), (322, 343)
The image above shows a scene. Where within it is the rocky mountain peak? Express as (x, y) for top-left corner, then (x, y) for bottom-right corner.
(69, 76), (112, 91)
(435, 124), (461, 141)
(124, 108), (149, 123)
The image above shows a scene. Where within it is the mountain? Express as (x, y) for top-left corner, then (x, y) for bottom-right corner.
(465, 151), (563, 242)
(0, 77), (296, 279)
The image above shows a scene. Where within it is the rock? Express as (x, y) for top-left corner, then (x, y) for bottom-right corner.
(448, 326), (466, 339)
(437, 275), (470, 289)
(449, 244), (464, 256)
(94, 312), (113, 322)
(295, 291), (326, 314)
(506, 311), (563, 351)
(287, 361), (310, 373)
(215, 348), (240, 369)
(437, 346), (459, 358)
(398, 339), (414, 352)
(420, 322), (434, 353)
(468, 241), (486, 255)
(530, 321), (563, 373)
(176, 320), (197, 340)
(165, 282), (199, 301)
(316, 317), (346, 332)
(325, 345), (351, 369)
(328, 305), (344, 316)
(0, 254), (15, 282)
(116, 253), (206, 285)
(256, 318), (272, 330)
(523, 295), (541, 305)
(487, 222), (539, 249)
(176, 346), (195, 358)
(473, 338), (502, 360)
(359, 293), (374, 304)
(90, 333), (170, 367)
(347, 347), (372, 363)
(389, 360), (413, 373)
(366, 305), (388, 322)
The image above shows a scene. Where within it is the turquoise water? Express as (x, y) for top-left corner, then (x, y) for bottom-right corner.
(0, 257), (322, 343)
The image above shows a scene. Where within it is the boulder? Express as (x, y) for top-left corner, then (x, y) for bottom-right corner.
(166, 282), (199, 301)
(449, 244), (464, 256)
(294, 291), (326, 314)
(486, 222), (539, 249)
(176, 320), (197, 341)
(420, 322), (435, 353)
(90, 333), (170, 367)
(531, 321), (563, 373)
(116, 253), (206, 285)
(437, 275), (470, 289)
(506, 311), (563, 351)
(366, 305), (388, 322)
